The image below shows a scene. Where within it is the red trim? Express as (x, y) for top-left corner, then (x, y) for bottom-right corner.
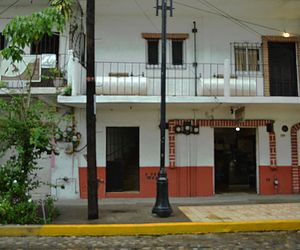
(291, 123), (300, 193)
(168, 119), (275, 170)
(78, 166), (213, 198)
(259, 166), (292, 195)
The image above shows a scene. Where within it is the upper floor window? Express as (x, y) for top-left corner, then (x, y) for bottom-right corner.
(31, 34), (59, 57)
(231, 42), (261, 73)
(172, 40), (183, 65)
(142, 33), (189, 67)
(147, 39), (159, 65)
(0, 33), (6, 50)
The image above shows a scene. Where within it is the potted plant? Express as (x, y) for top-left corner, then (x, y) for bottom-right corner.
(49, 67), (66, 87)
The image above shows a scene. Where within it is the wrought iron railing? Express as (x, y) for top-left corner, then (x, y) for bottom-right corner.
(94, 61), (264, 97)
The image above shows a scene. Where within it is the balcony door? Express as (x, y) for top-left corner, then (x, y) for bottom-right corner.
(268, 42), (298, 96)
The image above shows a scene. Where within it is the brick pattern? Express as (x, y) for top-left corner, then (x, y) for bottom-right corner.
(262, 36), (300, 97)
(269, 132), (277, 166)
(291, 123), (300, 193)
(168, 119), (275, 169)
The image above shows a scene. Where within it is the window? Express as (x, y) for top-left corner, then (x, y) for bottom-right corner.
(142, 33), (188, 67)
(147, 39), (159, 65)
(31, 34), (59, 57)
(0, 33), (5, 50)
(172, 40), (183, 65)
(232, 43), (261, 73)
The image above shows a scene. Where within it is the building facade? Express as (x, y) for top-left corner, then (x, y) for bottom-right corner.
(1, 0), (300, 199)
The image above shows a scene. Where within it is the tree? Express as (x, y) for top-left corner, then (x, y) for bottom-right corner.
(0, 0), (73, 224)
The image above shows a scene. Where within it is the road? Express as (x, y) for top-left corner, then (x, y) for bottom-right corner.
(0, 231), (299, 249)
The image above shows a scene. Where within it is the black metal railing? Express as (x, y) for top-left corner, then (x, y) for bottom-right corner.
(94, 61), (264, 97)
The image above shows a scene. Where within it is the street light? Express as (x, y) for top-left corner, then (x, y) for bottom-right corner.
(152, 0), (173, 218)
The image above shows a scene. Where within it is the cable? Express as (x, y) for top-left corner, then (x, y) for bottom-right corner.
(133, 0), (159, 32)
(0, 0), (21, 16)
(197, 0), (262, 36)
(133, 0), (210, 96)
(173, 1), (292, 36)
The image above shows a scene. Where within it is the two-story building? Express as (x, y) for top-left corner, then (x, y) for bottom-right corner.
(1, 0), (300, 199)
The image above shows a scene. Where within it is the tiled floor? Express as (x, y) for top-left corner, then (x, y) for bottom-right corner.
(179, 203), (300, 222)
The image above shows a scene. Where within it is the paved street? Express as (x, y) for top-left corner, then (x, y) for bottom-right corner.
(0, 231), (300, 249)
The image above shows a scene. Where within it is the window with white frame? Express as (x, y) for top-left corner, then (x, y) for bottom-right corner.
(232, 42), (262, 73)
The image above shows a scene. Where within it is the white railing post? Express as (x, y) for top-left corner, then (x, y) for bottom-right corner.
(67, 50), (81, 96)
(224, 59), (230, 97)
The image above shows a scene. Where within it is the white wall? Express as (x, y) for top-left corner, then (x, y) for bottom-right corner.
(176, 127), (214, 166)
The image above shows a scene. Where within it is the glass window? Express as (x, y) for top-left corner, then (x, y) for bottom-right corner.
(172, 40), (183, 65)
(233, 43), (261, 73)
(147, 39), (159, 65)
(31, 34), (59, 56)
(0, 33), (5, 50)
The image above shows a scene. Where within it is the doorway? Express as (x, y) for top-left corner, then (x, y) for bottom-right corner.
(106, 127), (139, 192)
(268, 42), (298, 96)
(214, 128), (256, 193)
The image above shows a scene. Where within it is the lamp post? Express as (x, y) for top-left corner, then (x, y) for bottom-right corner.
(152, 0), (173, 218)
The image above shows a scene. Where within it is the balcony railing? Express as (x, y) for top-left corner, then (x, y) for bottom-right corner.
(91, 61), (264, 97)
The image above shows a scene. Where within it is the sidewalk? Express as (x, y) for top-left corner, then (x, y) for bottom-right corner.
(53, 193), (300, 224)
(1, 194), (300, 236)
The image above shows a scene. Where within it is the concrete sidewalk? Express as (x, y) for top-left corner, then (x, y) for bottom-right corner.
(52, 193), (300, 224)
(1, 194), (300, 236)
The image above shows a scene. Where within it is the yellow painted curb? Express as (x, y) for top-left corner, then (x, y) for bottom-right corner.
(1, 220), (300, 237)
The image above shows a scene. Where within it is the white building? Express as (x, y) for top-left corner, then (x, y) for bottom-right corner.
(1, 0), (300, 199)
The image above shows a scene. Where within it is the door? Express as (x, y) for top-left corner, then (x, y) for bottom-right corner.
(106, 127), (139, 192)
(269, 42), (298, 96)
(214, 128), (256, 193)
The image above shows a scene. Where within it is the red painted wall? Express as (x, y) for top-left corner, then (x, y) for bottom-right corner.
(259, 166), (292, 195)
(79, 166), (214, 198)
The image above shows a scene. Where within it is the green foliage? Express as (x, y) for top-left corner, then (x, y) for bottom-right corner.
(1, 1), (73, 62)
(43, 196), (60, 223)
(0, 159), (41, 224)
(50, 0), (74, 20)
(0, 0), (74, 224)
(0, 95), (60, 224)
(62, 85), (72, 96)
(0, 96), (58, 160)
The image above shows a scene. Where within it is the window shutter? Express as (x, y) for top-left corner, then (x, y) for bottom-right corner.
(0, 33), (5, 50)
(148, 40), (159, 65)
(172, 40), (183, 65)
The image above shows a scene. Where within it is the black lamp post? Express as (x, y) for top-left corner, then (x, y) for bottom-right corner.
(152, 0), (173, 218)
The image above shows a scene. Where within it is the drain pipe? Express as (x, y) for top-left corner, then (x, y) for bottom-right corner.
(192, 21), (198, 96)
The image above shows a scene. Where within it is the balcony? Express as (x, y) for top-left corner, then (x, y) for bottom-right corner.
(74, 61), (264, 98)
(0, 53), (69, 95)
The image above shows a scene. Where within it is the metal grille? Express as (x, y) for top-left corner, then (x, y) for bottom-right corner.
(231, 42), (262, 73)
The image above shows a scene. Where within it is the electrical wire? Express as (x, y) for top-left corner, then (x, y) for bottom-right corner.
(174, 0), (297, 36)
(133, 0), (221, 98)
(0, 0), (21, 16)
(133, 0), (159, 31)
(197, 0), (262, 36)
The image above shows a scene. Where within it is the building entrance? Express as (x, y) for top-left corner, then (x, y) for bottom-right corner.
(214, 128), (256, 193)
(106, 127), (139, 192)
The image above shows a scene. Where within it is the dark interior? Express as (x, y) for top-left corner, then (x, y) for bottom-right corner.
(214, 128), (256, 193)
(106, 127), (139, 192)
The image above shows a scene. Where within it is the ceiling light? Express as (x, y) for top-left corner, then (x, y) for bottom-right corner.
(235, 127), (240, 132)
(282, 31), (290, 38)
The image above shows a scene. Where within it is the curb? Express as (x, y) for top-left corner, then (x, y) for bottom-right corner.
(1, 220), (300, 236)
